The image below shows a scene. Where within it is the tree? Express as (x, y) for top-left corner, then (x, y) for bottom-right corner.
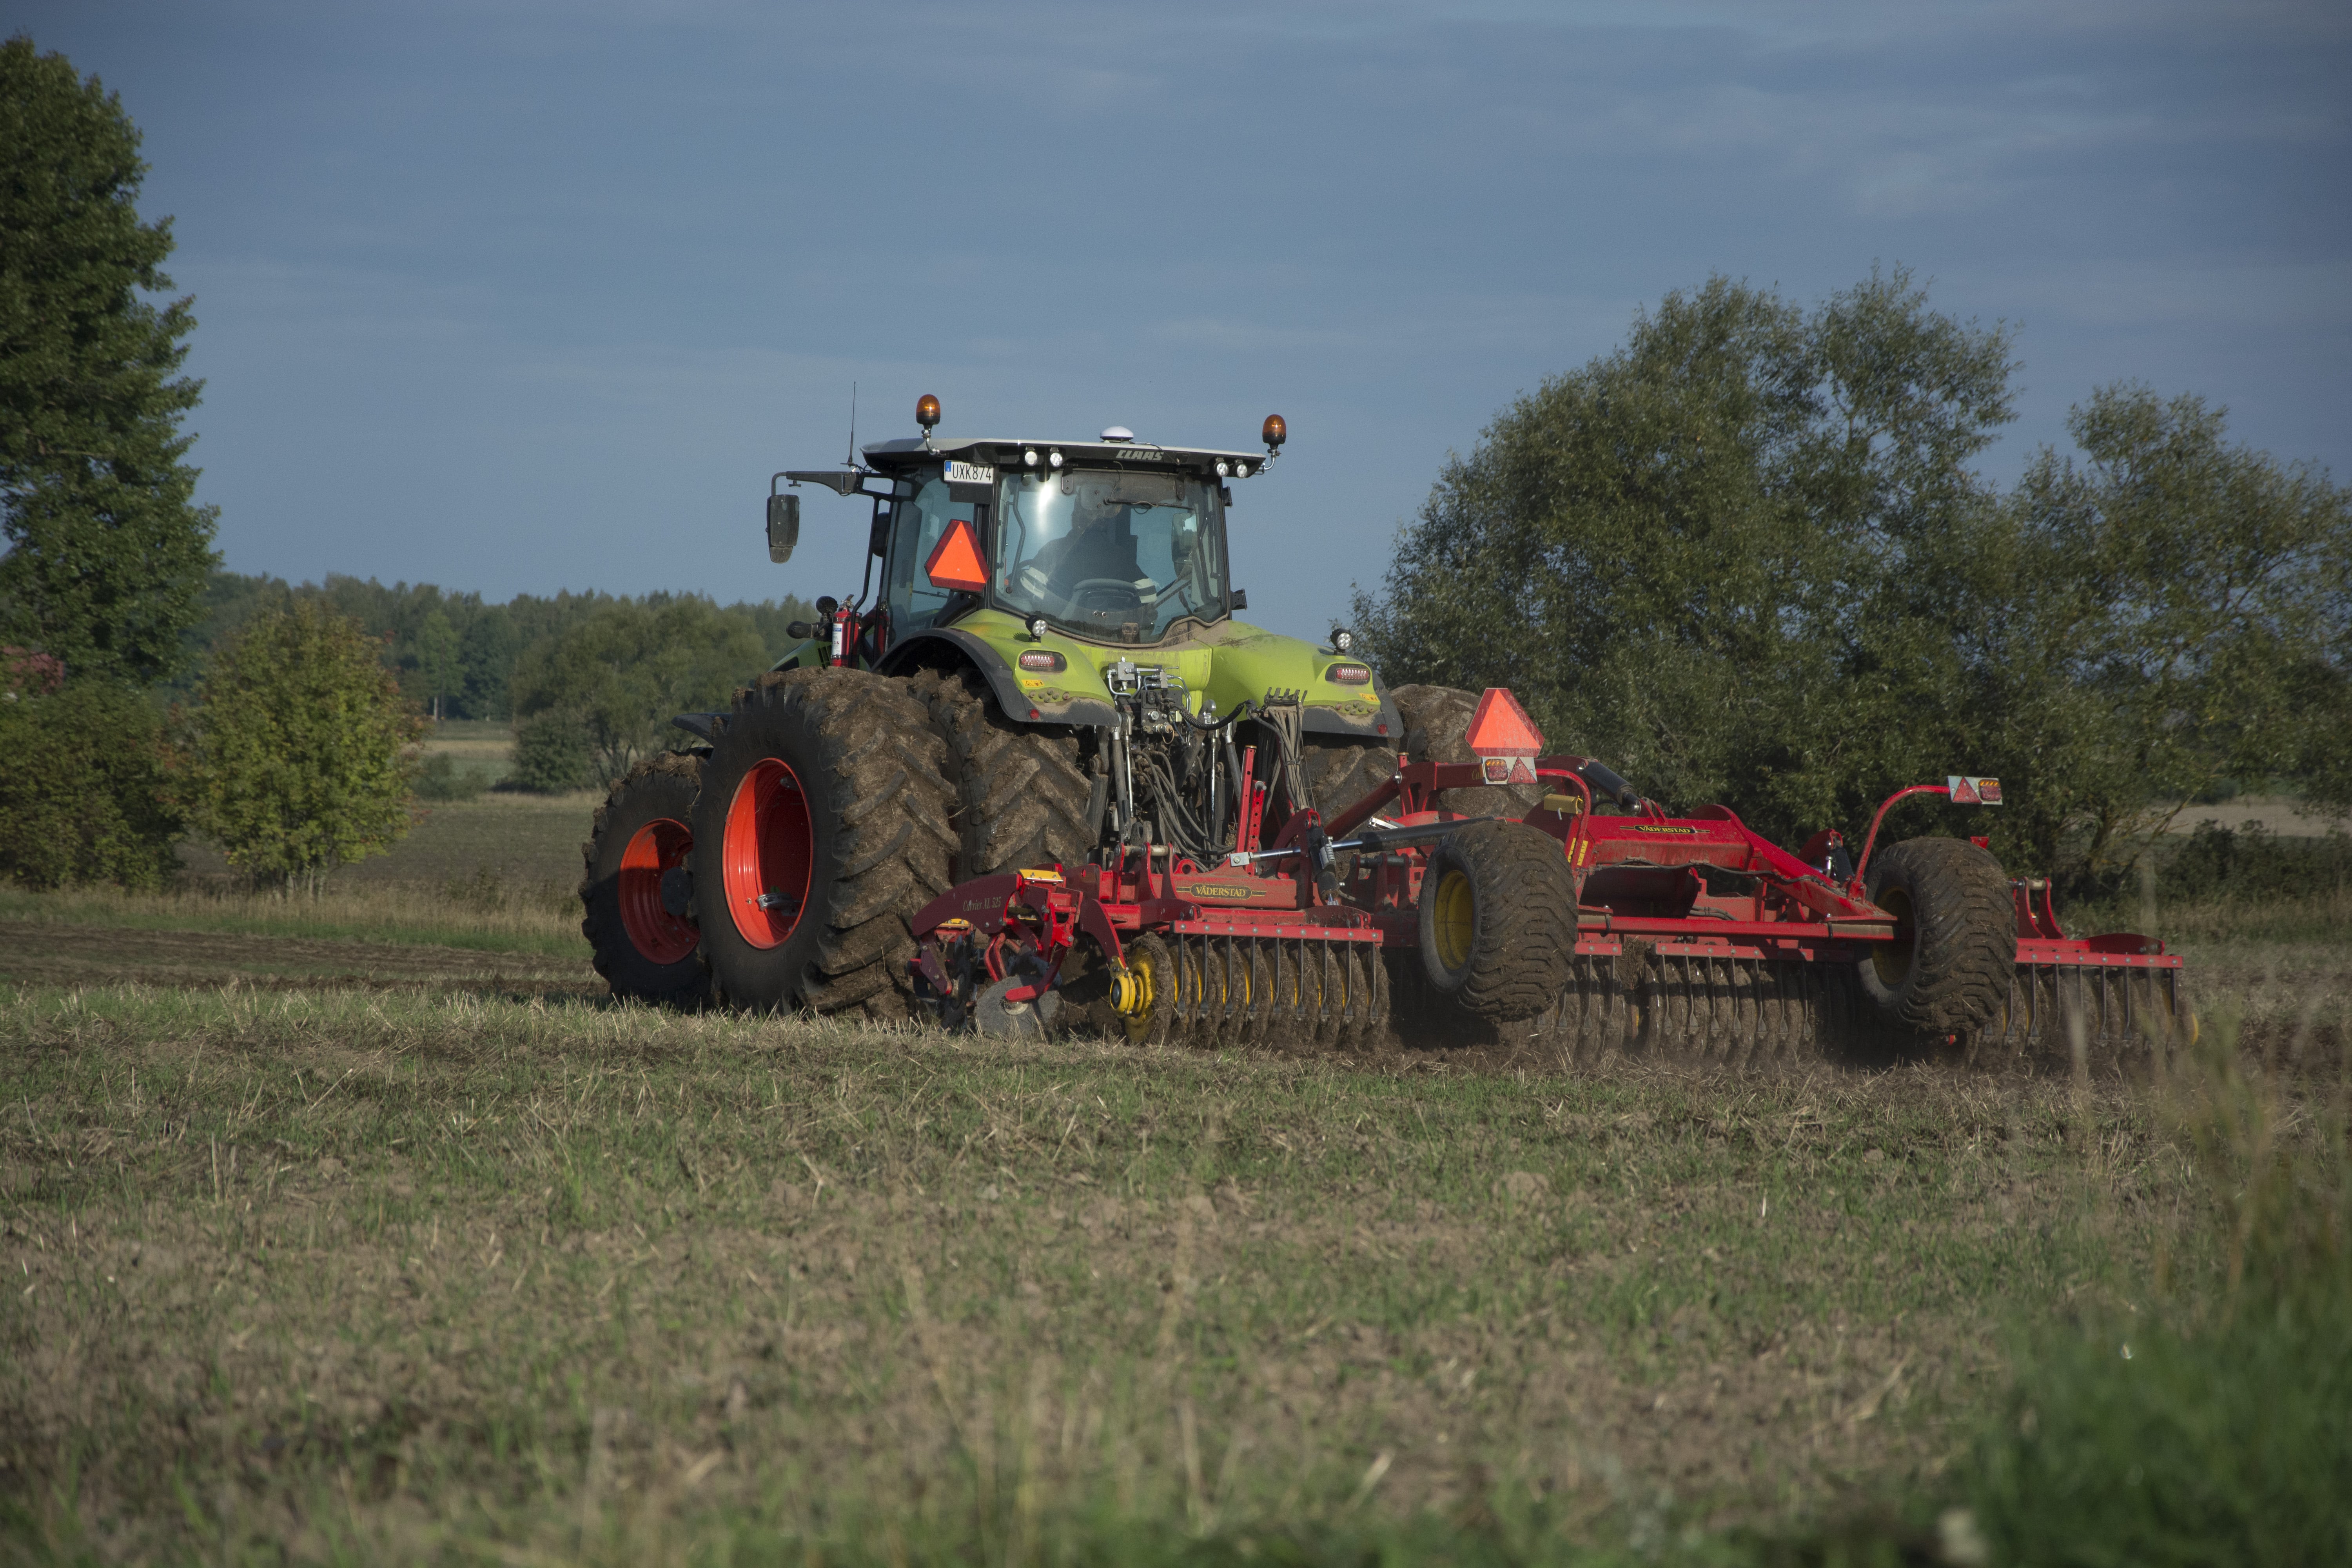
(510, 596), (766, 784)
(0, 36), (219, 685)
(181, 600), (426, 895)
(0, 676), (181, 887)
(1973, 387), (2352, 877)
(1357, 272), (2352, 885)
(415, 607), (459, 721)
(1357, 268), (2016, 847)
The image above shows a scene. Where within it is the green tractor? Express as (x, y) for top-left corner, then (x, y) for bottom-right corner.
(578, 396), (1528, 1018)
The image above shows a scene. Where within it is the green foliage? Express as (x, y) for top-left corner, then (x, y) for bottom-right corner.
(1986, 387), (2352, 874)
(180, 600), (426, 893)
(169, 570), (815, 720)
(508, 709), (593, 793)
(1358, 268), (2017, 850)
(1358, 273), (2352, 882)
(414, 606), (459, 720)
(510, 596), (763, 784)
(2152, 820), (2352, 905)
(0, 677), (180, 887)
(0, 36), (220, 686)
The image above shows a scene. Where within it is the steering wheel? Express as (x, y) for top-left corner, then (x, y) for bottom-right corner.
(1067, 577), (1146, 611)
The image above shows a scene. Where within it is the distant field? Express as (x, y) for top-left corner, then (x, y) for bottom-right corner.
(417, 717), (517, 773)
(173, 788), (601, 893)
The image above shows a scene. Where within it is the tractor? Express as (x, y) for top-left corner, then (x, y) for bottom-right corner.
(578, 395), (2191, 1067)
(577, 398), (1526, 1020)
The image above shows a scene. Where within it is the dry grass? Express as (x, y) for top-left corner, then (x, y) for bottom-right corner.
(0, 983), (2255, 1564)
(0, 875), (2343, 1561)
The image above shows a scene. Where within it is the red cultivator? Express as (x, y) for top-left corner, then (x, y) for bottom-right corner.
(910, 689), (2192, 1065)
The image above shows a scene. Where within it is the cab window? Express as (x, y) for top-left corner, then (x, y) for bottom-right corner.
(881, 477), (976, 636)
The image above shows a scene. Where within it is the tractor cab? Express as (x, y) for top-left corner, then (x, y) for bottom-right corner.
(771, 408), (1280, 666)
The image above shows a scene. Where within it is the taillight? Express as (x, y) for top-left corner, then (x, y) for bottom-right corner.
(1019, 650), (1066, 672)
(1324, 662), (1371, 685)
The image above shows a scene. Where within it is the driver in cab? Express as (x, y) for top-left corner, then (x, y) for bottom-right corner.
(1023, 494), (1153, 608)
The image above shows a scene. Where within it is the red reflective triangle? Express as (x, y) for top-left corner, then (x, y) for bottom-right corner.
(923, 517), (989, 593)
(1465, 687), (1544, 757)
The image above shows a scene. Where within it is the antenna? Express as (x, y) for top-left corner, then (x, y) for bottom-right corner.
(844, 381), (858, 470)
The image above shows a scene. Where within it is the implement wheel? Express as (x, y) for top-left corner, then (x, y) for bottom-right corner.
(1417, 820), (1577, 1022)
(691, 670), (956, 1019)
(580, 752), (708, 1006)
(1857, 836), (2018, 1040)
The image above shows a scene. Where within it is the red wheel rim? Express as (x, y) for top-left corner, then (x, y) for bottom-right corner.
(723, 758), (814, 949)
(618, 817), (697, 965)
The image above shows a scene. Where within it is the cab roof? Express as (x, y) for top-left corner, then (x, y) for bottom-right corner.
(859, 435), (1267, 476)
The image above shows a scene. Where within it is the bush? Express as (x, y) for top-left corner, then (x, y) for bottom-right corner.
(0, 679), (182, 888)
(2159, 819), (2352, 904)
(181, 600), (426, 894)
(508, 711), (593, 793)
(413, 751), (490, 802)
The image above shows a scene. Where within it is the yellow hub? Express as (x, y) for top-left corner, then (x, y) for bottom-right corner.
(1116, 949), (1162, 1043)
(1432, 869), (1476, 972)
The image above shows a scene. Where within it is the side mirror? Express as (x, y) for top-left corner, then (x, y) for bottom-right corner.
(766, 493), (801, 562)
(1230, 588), (1249, 612)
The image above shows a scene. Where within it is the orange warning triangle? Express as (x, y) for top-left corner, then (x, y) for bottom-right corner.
(923, 517), (989, 593)
(1465, 687), (1544, 757)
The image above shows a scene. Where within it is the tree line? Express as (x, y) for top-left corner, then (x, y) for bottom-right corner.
(1354, 269), (2352, 889)
(167, 572), (816, 723)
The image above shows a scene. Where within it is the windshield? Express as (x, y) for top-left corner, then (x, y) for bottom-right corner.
(994, 469), (1226, 641)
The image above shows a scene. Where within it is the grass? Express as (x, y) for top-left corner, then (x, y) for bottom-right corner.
(0, 979), (2304, 1565)
(0, 868), (2343, 1561)
(0, 877), (582, 960)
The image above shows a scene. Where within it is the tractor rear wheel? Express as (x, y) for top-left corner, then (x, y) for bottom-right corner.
(915, 668), (1100, 880)
(691, 669), (957, 1019)
(1389, 684), (1548, 818)
(1417, 820), (1578, 1021)
(579, 752), (708, 1007)
(1857, 836), (2018, 1041)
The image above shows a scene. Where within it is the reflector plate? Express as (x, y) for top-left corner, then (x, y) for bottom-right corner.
(1467, 688), (1543, 783)
(1947, 775), (2003, 806)
(924, 517), (990, 593)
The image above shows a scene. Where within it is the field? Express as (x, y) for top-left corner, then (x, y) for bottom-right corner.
(1, 800), (2346, 1563)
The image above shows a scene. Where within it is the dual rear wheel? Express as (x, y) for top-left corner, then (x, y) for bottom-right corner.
(579, 668), (956, 1019)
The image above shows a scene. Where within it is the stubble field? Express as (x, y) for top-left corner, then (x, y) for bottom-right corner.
(1, 796), (2345, 1563)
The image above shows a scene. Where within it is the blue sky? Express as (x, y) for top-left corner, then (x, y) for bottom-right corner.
(15, 0), (2350, 635)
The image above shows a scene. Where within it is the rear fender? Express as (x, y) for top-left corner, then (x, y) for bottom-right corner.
(879, 628), (1116, 726)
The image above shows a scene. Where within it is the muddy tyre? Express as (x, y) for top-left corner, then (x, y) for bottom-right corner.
(1388, 684), (1547, 818)
(580, 752), (708, 1007)
(914, 668), (1099, 880)
(1297, 736), (1396, 817)
(691, 669), (957, 1019)
(1417, 820), (1577, 1022)
(1857, 836), (2018, 1040)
